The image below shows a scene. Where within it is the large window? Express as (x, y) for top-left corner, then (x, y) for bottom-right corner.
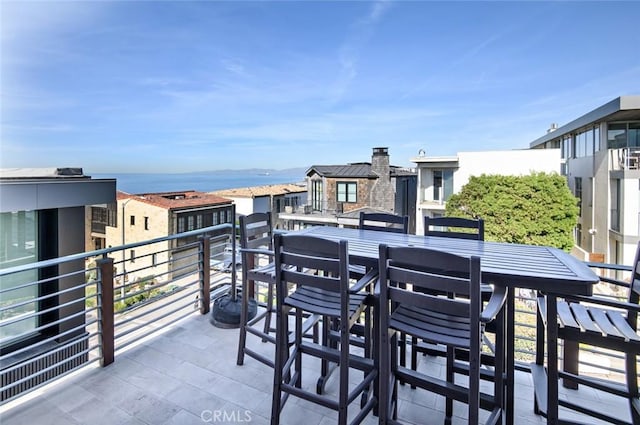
(608, 123), (627, 149)
(336, 182), (357, 203)
(0, 211), (38, 345)
(311, 180), (323, 211)
(433, 170), (454, 202)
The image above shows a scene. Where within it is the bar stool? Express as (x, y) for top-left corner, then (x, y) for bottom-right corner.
(270, 233), (377, 425)
(377, 244), (507, 424)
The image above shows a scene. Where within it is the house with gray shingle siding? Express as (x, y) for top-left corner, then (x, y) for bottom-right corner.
(280, 147), (417, 232)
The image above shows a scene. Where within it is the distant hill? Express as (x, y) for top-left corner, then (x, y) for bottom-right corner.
(188, 167), (308, 176)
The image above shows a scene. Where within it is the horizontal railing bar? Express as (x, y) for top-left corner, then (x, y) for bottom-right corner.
(0, 316), (100, 358)
(0, 281), (94, 314)
(0, 308), (89, 346)
(0, 224), (233, 277)
(0, 267), (87, 295)
(0, 293), (92, 328)
(114, 287), (200, 331)
(115, 308), (198, 351)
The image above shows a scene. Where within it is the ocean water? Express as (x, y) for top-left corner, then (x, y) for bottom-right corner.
(91, 170), (306, 194)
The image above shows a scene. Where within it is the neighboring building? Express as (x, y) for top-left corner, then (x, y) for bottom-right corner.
(279, 147), (417, 232)
(0, 167), (115, 399)
(411, 149), (561, 235)
(529, 95), (640, 266)
(105, 190), (234, 282)
(210, 183), (307, 228)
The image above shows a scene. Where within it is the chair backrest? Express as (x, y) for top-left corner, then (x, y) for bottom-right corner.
(239, 212), (273, 251)
(378, 244), (482, 332)
(424, 216), (484, 240)
(359, 212), (409, 234)
(273, 234), (350, 313)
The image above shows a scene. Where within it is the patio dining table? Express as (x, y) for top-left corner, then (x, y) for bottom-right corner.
(296, 225), (600, 425)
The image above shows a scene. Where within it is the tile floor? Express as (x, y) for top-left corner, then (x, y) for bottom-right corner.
(0, 312), (632, 425)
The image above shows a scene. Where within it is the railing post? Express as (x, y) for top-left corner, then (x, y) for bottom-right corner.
(199, 236), (211, 314)
(98, 256), (114, 367)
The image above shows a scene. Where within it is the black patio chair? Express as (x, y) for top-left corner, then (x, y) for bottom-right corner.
(415, 216), (496, 383)
(270, 233), (378, 425)
(236, 212), (277, 367)
(424, 216), (484, 240)
(533, 241), (640, 424)
(359, 211), (409, 234)
(377, 245), (507, 424)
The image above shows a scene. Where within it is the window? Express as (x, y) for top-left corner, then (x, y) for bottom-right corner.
(433, 170), (454, 202)
(0, 211), (38, 346)
(212, 212), (219, 225)
(608, 123), (627, 149)
(196, 214), (202, 229)
(312, 180), (323, 211)
(130, 215), (135, 226)
(187, 216), (194, 231)
(177, 217), (185, 233)
(130, 250), (135, 263)
(144, 216), (149, 230)
(574, 177), (582, 217)
(336, 182), (357, 203)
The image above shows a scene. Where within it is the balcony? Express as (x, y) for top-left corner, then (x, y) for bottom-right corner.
(0, 226), (636, 424)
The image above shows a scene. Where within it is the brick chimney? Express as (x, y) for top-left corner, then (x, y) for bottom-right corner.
(370, 147), (394, 212)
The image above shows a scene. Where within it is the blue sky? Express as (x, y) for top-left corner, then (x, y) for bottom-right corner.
(2, 1), (639, 173)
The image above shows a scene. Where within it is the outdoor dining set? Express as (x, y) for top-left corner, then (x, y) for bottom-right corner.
(234, 211), (640, 425)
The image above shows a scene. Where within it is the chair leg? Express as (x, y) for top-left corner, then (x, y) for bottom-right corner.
(262, 282), (274, 342)
(534, 294), (545, 415)
(270, 302), (285, 425)
(410, 335), (417, 389)
(546, 295), (560, 423)
(445, 347), (454, 423)
(236, 276), (249, 366)
(627, 352), (640, 425)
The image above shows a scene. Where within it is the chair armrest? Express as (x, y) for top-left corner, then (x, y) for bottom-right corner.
(239, 247), (274, 257)
(350, 268), (379, 293)
(564, 294), (640, 313)
(480, 284), (508, 323)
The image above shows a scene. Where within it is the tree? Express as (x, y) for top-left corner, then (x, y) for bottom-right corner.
(445, 172), (579, 251)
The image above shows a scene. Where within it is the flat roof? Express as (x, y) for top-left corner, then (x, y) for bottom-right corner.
(529, 95), (640, 149)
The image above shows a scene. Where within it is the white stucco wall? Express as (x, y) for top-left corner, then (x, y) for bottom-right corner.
(454, 149), (561, 193)
(414, 149), (561, 234)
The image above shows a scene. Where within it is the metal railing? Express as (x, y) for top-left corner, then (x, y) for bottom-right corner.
(0, 223), (236, 404)
(1, 224), (638, 403)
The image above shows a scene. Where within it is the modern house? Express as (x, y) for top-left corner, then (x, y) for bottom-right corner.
(0, 167), (116, 400)
(279, 147), (417, 232)
(411, 149), (561, 235)
(529, 95), (640, 266)
(210, 183), (307, 228)
(105, 190), (234, 282)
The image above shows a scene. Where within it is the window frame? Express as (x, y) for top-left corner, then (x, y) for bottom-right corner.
(336, 181), (357, 203)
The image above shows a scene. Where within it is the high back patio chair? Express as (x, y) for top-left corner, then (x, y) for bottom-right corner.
(424, 216), (485, 240)
(377, 245), (507, 425)
(533, 241), (640, 424)
(359, 211), (409, 234)
(236, 212), (278, 367)
(415, 216), (495, 384)
(270, 233), (377, 425)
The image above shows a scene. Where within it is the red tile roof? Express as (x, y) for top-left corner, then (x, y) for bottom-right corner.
(117, 190), (231, 210)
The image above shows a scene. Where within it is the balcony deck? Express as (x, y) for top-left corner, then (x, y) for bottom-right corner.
(0, 311), (631, 425)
